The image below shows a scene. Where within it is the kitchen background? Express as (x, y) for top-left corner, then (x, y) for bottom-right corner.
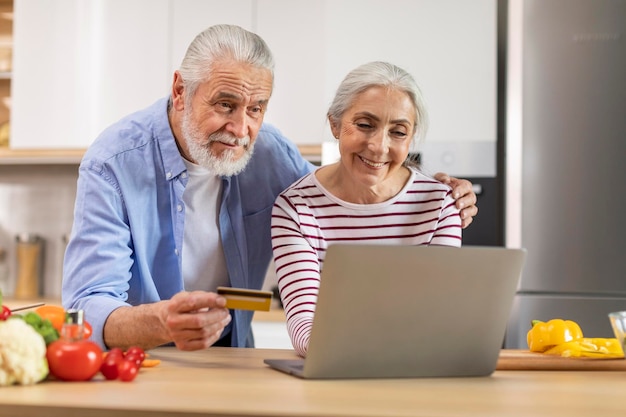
(0, 0), (499, 298)
(0, 0), (624, 348)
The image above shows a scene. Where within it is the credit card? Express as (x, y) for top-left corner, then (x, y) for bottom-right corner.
(217, 286), (273, 311)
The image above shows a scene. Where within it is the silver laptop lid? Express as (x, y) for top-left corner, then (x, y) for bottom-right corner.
(302, 245), (526, 378)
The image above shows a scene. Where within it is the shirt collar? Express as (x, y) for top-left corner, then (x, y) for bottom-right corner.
(154, 97), (187, 181)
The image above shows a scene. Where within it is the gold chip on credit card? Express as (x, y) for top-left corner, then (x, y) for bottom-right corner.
(217, 286), (273, 311)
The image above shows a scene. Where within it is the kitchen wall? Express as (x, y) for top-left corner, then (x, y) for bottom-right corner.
(0, 164), (77, 298)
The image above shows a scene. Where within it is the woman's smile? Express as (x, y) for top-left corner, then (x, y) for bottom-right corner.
(358, 155), (387, 169)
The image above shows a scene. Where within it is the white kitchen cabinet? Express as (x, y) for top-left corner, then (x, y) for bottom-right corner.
(10, 0), (255, 150)
(10, 0), (496, 160)
(11, 0), (170, 149)
(257, 0), (497, 152)
(169, 0), (497, 150)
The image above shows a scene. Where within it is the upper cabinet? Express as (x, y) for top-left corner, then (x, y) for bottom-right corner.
(10, 0), (254, 150)
(11, 0), (170, 149)
(9, 0), (496, 157)
(257, 0), (497, 148)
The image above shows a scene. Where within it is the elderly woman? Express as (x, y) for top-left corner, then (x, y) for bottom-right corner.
(271, 61), (462, 357)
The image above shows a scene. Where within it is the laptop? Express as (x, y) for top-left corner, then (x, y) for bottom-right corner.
(264, 244), (526, 379)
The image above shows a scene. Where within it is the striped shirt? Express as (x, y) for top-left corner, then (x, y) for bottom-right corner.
(271, 167), (462, 356)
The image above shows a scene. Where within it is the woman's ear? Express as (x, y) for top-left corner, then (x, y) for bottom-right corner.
(328, 116), (340, 139)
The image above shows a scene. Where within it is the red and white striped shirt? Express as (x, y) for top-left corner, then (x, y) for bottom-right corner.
(271, 167), (462, 356)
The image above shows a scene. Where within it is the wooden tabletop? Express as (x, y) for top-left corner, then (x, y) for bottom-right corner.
(1, 347), (626, 417)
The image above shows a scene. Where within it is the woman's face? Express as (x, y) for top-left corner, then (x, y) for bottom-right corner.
(331, 86), (416, 189)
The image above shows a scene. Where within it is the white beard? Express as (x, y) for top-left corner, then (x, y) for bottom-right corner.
(181, 108), (255, 177)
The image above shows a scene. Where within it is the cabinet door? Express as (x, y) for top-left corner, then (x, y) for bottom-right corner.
(11, 0), (169, 149)
(257, 0), (497, 152)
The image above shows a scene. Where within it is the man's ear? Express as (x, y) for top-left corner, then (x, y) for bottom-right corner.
(171, 71), (186, 111)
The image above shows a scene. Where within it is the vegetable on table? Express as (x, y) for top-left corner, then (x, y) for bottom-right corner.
(527, 319), (583, 352)
(0, 290), (11, 321)
(46, 309), (103, 382)
(0, 317), (49, 386)
(22, 312), (60, 345)
(46, 339), (103, 381)
(544, 338), (624, 358)
(34, 305), (66, 332)
(2, 290), (156, 385)
(34, 305), (92, 340)
(100, 346), (152, 382)
(527, 318), (624, 358)
(0, 305), (10, 321)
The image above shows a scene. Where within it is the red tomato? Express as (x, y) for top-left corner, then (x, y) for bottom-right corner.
(107, 347), (124, 360)
(100, 355), (121, 380)
(118, 360), (139, 382)
(124, 353), (143, 367)
(0, 305), (10, 320)
(46, 340), (103, 381)
(125, 346), (146, 362)
(100, 348), (124, 380)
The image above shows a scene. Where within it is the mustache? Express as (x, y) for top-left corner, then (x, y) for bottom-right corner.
(208, 132), (250, 148)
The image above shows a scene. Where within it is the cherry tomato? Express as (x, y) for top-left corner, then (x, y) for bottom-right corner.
(100, 347), (146, 382)
(125, 346), (146, 362)
(0, 305), (10, 320)
(118, 360), (139, 382)
(100, 355), (121, 380)
(46, 340), (103, 381)
(107, 347), (124, 360)
(124, 353), (143, 367)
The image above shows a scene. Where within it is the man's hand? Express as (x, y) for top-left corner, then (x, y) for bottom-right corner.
(434, 172), (479, 229)
(164, 291), (232, 351)
(103, 291), (232, 352)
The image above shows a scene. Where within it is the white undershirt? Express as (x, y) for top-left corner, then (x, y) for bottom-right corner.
(181, 159), (229, 292)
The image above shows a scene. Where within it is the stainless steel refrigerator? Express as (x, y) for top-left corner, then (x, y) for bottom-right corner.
(503, 0), (626, 348)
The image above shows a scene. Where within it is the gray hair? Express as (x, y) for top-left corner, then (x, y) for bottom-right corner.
(327, 61), (428, 142)
(178, 24), (275, 102)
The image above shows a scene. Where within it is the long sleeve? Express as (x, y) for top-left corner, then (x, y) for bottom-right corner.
(271, 190), (321, 357)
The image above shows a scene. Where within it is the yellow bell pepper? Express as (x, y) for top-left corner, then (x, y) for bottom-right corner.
(544, 338), (624, 358)
(527, 319), (584, 352)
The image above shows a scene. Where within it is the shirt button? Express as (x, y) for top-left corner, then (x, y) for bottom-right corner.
(177, 204), (183, 212)
(181, 172), (188, 178)
(166, 172), (172, 179)
(174, 249), (179, 256)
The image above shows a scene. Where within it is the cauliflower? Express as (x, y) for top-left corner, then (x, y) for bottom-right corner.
(0, 318), (49, 386)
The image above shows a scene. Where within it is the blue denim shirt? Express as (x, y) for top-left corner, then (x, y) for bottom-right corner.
(62, 97), (314, 349)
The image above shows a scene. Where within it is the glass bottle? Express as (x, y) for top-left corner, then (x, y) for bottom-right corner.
(61, 309), (85, 341)
(14, 233), (44, 299)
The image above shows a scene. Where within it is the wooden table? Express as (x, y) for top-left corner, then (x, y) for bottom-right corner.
(1, 347), (626, 417)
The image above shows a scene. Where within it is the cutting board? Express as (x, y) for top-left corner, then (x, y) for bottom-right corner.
(496, 349), (626, 371)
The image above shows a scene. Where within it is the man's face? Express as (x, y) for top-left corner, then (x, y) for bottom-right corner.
(178, 60), (273, 176)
